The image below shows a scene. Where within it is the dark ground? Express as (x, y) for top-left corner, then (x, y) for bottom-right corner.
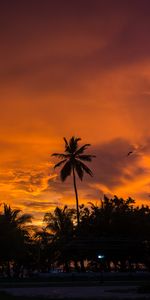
(0, 272), (150, 299)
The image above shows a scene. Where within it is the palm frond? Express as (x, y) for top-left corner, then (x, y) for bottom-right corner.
(54, 159), (67, 169)
(51, 153), (68, 159)
(3, 205), (21, 222)
(17, 214), (32, 225)
(69, 136), (81, 153)
(75, 160), (84, 181)
(75, 144), (91, 155)
(60, 161), (72, 181)
(63, 137), (70, 152)
(78, 161), (93, 177)
(63, 205), (68, 212)
(11, 209), (22, 220)
(43, 212), (53, 224)
(78, 154), (96, 162)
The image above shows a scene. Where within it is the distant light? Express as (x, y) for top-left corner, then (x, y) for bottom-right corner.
(98, 255), (104, 259)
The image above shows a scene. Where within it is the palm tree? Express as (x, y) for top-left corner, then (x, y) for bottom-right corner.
(2, 204), (32, 228)
(0, 204), (32, 276)
(44, 205), (75, 238)
(52, 137), (95, 226)
(44, 206), (75, 271)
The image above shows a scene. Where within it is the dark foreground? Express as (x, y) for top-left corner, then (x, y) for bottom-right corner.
(1, 272), (150, 299)
(1, 285), (150, 300)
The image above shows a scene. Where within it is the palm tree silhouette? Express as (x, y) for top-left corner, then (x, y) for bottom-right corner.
(44, 206), (75, 271)
(0, 204), (32, 276)
(52, 137), (95, 226)
(2, 204), (32, 229)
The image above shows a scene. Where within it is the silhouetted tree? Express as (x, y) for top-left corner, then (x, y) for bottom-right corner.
(1, 195), (150, 274)
(52, 137), (95, 225)
(34, 227), (53, 271)
(0, 204), (32, 275)
(44, 206), (75, 271)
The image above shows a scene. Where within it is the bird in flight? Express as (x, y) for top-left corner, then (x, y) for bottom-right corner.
(127, 151), (133, 156)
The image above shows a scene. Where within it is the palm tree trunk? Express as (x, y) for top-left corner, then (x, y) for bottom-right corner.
(73, 167), (80, 226)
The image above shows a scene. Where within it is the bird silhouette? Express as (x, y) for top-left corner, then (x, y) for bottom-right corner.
(127, 151), (133, 156)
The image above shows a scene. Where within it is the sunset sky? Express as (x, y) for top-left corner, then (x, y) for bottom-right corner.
(1, 1), (150, 225)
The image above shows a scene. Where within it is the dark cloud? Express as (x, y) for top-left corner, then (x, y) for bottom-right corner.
(1, 0), (150, 98)
(23, 200), (60, 209)
(90, 138), (143, 189)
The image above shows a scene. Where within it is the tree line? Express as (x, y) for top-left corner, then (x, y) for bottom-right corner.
(0, 195), (150, 276)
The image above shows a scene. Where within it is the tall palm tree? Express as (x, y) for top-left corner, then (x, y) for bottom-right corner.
(52, 137), (95, 226)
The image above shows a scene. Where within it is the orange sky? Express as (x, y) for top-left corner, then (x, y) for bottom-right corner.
(1, 1), (150, 225)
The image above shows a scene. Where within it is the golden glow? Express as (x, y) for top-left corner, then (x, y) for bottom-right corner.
(1, 2), (150, 224)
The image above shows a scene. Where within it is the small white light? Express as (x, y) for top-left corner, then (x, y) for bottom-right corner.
(98, 255), (104, 259)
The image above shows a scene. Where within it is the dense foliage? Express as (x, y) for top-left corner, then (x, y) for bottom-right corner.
(0, 196), (150, 276)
